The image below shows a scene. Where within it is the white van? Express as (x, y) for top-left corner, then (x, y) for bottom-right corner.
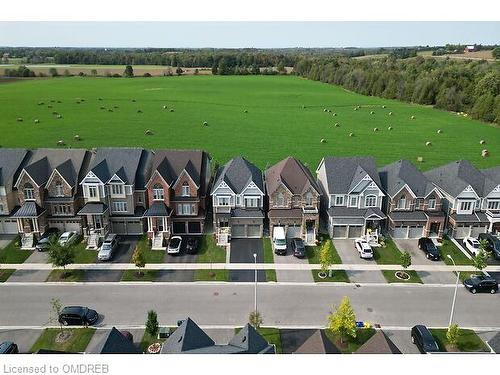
(273, 226), (287, 255)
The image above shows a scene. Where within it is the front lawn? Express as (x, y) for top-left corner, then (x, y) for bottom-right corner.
(262, 238), (276, 282)
(324, 328), (376, 354)
(0, 269), (15, 282)
(430, 328), (489, 352)
(30, 328), (95, 353)
(196, 235), (227, 263)
(382, 270), (423, 283)
(194, 269), (229, 282)
(46, 269), (84, 282)
(440, 236), (471, 265)
(373, 238), (403, 265)
(306, 238), (342, 264)
(312, 269), (350, 283)
(136, 235), (166, 263)
(121, 269), (158, 281)
(457, 270), (484, 282)
(72, 241), (97, 263)
(139, 330), (168, 353)
(0, 238), (32, 264)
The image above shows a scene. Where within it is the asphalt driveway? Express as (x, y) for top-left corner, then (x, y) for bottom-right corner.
(81, 270), (124, 282)
(107, 235), (140, 263)
(333, 239), (385, 283)
(274, 240), (313, 283)
(6, 269), (51, 283)
(229, 239), (265, 282)
(0, 329), (41, 353)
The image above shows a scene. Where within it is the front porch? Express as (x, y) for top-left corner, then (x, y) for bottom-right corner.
(327, 207), (386, 246)
(143, 201), (172, 250)
(486, 210), (500, 235)
(11, 202), (47, 249)
(77, 202), (110, 249)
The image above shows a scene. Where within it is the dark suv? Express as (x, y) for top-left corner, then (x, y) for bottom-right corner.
(58, 306), (99, 326)
(411, 325), (439, 353)
(35, 228), (59, 252)
(463, 274), (498, 294)
(417, 237), (440, 261)
(0, 341), (19, 354)
(478, 233), (500, 260)
(291, 238), (306, 258)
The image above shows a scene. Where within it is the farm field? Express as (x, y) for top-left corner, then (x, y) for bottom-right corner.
(0, 75), (498, 170)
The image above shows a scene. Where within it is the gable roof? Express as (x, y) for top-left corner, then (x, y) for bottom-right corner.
(265, 157), (319, 195)
(19, 148), (87, 188)
(355, 330), (401, 354)
(424, 160), (491, 197)
(320, 156), (381, 195)
(481, 166), (500, 195)
(87, 148), (148, 187)
(228, 324), (275, 354)
(149, 150), (208, 194)
(160, 318), (215, 353)
(98, 327), (140, 354)
(0, 148), (29, 190)
(379, 159), (435, 198)
(212, 157), (264, 195)
(293, 330), (339, 354)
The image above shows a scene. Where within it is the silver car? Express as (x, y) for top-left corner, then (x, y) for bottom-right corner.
(98, 234), (119, 261)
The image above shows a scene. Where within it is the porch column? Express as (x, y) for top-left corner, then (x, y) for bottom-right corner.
(162, 217), (166, 232)
(32, 218), (38, 233)
(17, 219), (23, 233)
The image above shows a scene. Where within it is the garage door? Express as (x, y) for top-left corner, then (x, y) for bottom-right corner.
(247, 225), (261, 238)
(188, 222), (202, 234)
(454, 225), (469, 239)
(111, 221), (127, 234)
(348, 226), (363, 238)
(287, 225), (302, 239)
(232, 225), (246, 238)
(332, 225), (348, 238)
(126, 220), (144, 235)
(408, 226), (424, 239)
(471, 225), (486, 237)
(392, 226), (407, 238)
(0, 219), (18, 234)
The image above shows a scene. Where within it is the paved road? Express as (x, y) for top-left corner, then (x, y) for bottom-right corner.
(1, 283), (499, 329)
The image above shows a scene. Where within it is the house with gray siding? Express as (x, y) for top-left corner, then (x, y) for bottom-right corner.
(316, 156), (385, 242)
(480, 166), (500, 235)
(379, 159), (445, 239)
(211, 157), (265, 244)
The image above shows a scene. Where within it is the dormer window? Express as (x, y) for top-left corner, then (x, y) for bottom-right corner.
(365, 195), (377, 207)
(428, 198), (436, 209)
(181, 182), (190, 197)
(335, 195), (344, 206)
(55, 182), (64, 197)
(110, 184), (123, 196)
(397, 196), (406, 209)
(24, 183), (34, 200)
(153, 184), (164, 200)
(306, 192), (314, 206)
(487, 200), (500, 210)
(277, 193), (285, 207)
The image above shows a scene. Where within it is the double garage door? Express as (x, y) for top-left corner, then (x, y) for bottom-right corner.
(0, 218), (18, 234)
(392, 225), (424, 239)
(454, 224), (487, 239)
(331, 225), (362, 239)
(232, 224), (262, 238)
(172, 221), (202, 235)
(111, 220), (144, 235)
(48, 220), (81, 233)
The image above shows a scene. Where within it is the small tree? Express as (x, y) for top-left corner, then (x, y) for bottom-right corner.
(123, 65), (134, 78)
(249, 310), (263, 329)
(145, 310), (159, 338)
(91, 69), (98, 77)
(327, 296), (357, 344)
(132, 245), (146, 276)
(446, 323), (460, 349)
(472, 249), (488, 273)
(49, 67), (59, 77)
(49, 297), (64, 332)
(176, 67), (183, 76)
(400, 251), (412, 270)
(47, 237), (75, 278)
(319, 240), (333, 277)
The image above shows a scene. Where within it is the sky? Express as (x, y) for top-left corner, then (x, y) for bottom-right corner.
(0, 22), (498, 48)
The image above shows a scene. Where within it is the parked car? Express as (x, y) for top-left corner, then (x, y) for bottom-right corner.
(167, 236), (183, 254)
(354, 239), (373, 259)
(35, 228), (59, 251)
(463, 237), (481, 255)
(58, 306), (99, 326)
(463, 274), (498, 294)
(272, 226), (287, 255)
(291, 238), (305, 258)
(97, 234), (119, 261)
(58, 231), (78, 247)
(185, 237), (199, 255)
(0, 341), (19, 354)
(478, 233), (500, 260)
(411, 325), (439, 353)
(417, 237), (440, 260)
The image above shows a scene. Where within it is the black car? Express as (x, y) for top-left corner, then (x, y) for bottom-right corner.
(291, 238), (306, 258)
(478, 233), (500, 260)
(411, 325), (439, 353)
(0, 341), (19, 354)
(185, 237), (199, 254)
(58, 306), (99, 326)
(35, 228), (60, 251)
(463, 274), (498, 294)
(418, 237), (440, 260)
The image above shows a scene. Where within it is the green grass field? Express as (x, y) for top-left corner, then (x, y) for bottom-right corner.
(0, 75), (498, 170)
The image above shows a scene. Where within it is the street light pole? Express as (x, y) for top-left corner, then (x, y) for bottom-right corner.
(447, 254), (460, 327)
(253, 253), (257, 313)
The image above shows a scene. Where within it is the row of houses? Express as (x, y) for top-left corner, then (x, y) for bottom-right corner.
(1, 148), (499, 249)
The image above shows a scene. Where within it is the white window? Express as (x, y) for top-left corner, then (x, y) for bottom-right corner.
(335, 195), (344, 206)
(475, 200), (481, 209)
(0, 203), (4, 213)
(459, 201), (472, 212)
(245, 197), (259, 208)
(236, 195), (241, 206)
(428, 198), (436, 209)
(365, 195), (377, 207)
(487, 200), (500, 210)
(55, 182), (64, 197)
(277, 193), (285, 207)
(181, 182), (190, 197)
(397, 196), (406, 209)
(305, 192), (314, 206)
(153, 185), (164, 200)
(112, 202), (127, 212)
(110, 184), (123, 196)
(217, 196), (230, 206)
(349, 196), (358, 207)
(177, 203), (195, 215)
(24, 184), (34, 200)
(88, 185), (98, 199)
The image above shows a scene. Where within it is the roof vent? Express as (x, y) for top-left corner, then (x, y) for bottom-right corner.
(242, 336), (247, 343)
(178, 336), (183, 343)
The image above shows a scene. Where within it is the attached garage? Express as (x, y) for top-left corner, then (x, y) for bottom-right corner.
(247, 225), (261, 238)
(408, 226), (424, 239)
(111, 220), (127, 234)
(348, 226), (363, 238)
(172, 222), (186, 234)
(126, 220), (144, 235)
(232, 225), (246, 238)
(392, 226), (407, 239)
(332, 225), (348, 239)
(470, 225), (487, 237)
(111, 219), (144, 235)
(287, 225), (302, 239)
(187, 221), (202, 234)
(0, 218), (18, 234)
(454, 225), (470, 239)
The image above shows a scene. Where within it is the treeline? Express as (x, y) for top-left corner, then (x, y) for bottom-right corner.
(294, 56), (500, 123)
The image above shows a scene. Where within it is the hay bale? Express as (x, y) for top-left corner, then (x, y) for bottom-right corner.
(137, 109), (142, 113)
(38, 102), (44, 106)
(57, 100), (61, 104)
(349, 132), (354, 137)
(437, 129), (442, 134)
(327, 109), (331, 113)
(203, 121), (208, 126)
(170, 109), (174, 112)
(98, 98), (103, 101)
(145, 129), (154, 135)
(417, 156), (424, 163)
(113, 105), (118, 109)
(108, 109), (113, 112)
(34, 119), (40, 124)
(56, 114), (62, 119)
(332, 113), (337, 117)
(16, 117), (23, 122)
(47, 105), (53, 109)
(57, 140), (65, 146)
(373, 127), (379, 132)
(411, 115), (416, 119)
(370, 111), (375, 115)
(244, 109), (248, 113)
(52, 111), (58, 115)
(302, 105), (306, 109)
(320, 138), (326, 143)
(482, 149), (489, 158)
(387, 126), (392, 130)
(131, 99), (136, 102)
(163, 105), (168, 109)
(354, 107), (358, 111)
(74, 135), (81, 141)
(425, 141), (432, 146)
(100, 106), (106, 110)
(389, 112), (393, 116)
(323, 108), (327, 112)
(334, 123), (340, 127)
(480, 140), (486, 145)
(382, 105), (386, 109)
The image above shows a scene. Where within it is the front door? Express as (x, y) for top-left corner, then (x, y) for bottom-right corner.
(429, 222), (440, 237)
(155, 217), (164, 232)
(93, 215), (103, 229)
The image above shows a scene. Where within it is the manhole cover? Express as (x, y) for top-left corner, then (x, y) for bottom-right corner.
(367, 307), (373, 312)
(232, 292), (237, 295)
(213, 292), (219, 296)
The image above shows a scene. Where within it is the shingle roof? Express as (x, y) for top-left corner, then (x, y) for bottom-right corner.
(355, 331), (401, 354)
(231, 208), (264, 218)
(11, 201), (45, 218)
(160, 318), (215, 354)
(424, 160), (492, 197)
(265, 157), (319, 195)
(87, 148), (147, 186)
(481, 166), (500, 196)
(98, 327), (140, 354)
(143, 201), (172, 217)
(228, 324), (275, 354)
(320, 156), (381, 195)
(77, 202), (108, 215)
(379, 159), (435, 197)
(212, 157), (264, 195)
(0, 149), (28, 190)
(327, 206), (386, 219)
(293, 330), (339, 354)
(388, 211), (428, 221)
